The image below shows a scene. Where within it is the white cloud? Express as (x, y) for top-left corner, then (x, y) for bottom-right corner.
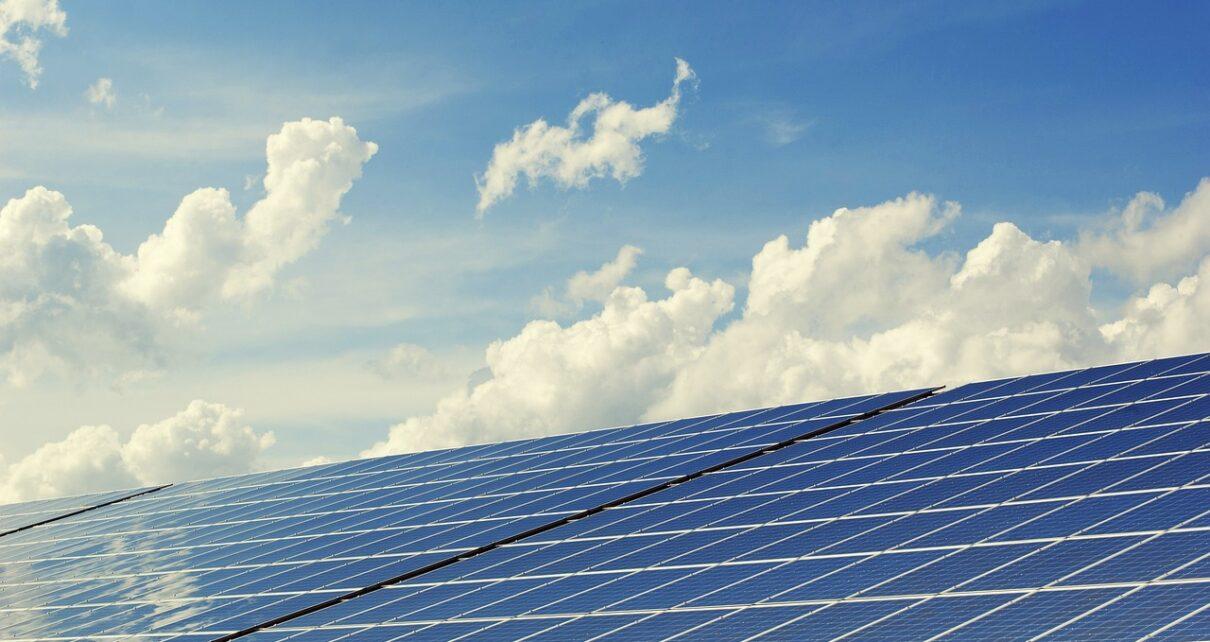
(1099, 257), (1210, 359)
(85, 77), (117, 109)
(0, 0), (66, 88)
(1078, 178), (1210, 285)
(0, 186), (160, 386)
(121, 400), (275, 484)
(475, 58), (696, 214)
(370, 178), (1210, 455)
(650, 201), (1101, 418)
(532, 244), (643, 317)
(0, 117), (376, 386)
(0, 400), (273, 504)
(743, 192), (959, 339)
(126, 117), (378, 310)
(363, 267), (734, 455)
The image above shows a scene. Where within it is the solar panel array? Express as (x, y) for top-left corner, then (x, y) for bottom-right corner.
(0, 354), (1205, 641)
(0, 389), (923, 640)
(222, 353), (1210, 641)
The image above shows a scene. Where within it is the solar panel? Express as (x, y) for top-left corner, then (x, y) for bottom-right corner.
(233, 353), (1209, 641)
(0, 389), (924, 639)
(0, 486), (160, 536)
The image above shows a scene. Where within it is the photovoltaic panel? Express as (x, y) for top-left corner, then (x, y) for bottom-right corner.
(0, 486), (160, 536)
(0, 388), (924, 639)
(238, 353), (1210, 641)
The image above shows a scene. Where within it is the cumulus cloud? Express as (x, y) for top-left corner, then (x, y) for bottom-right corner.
(0, 400), (274, 504)
(0, 187), (160, 386)
(370, 178), (1209, 454)
(532, 244), (643, 317)
(363, 267), (734, 455)
(85, 76), (116, 109)
(1100, 257), (1210, 359)
(0, 0), (66, 88)
(1078, 178), (1210, 285)
(475, 58), (696, 214)
(0, 117), (376, 386)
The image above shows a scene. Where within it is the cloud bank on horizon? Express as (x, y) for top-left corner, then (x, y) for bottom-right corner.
(366, 178), (1210, 455)
(7, 178), (1204, 503)
(475, 58), (696, 214)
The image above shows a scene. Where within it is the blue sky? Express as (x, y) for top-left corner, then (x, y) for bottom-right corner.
(1, 1), (1207, 499)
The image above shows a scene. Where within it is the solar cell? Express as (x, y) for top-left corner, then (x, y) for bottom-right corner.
(239, 353), (1209, 641)
(0, 389), (923, 639)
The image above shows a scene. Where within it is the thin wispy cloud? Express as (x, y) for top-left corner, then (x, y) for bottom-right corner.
(759, 107), (812, 146)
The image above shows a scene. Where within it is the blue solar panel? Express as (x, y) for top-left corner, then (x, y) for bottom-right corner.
(233, 353), (1209, 641)
(0, 389), (923, 639)
(0, 486), (158, 535)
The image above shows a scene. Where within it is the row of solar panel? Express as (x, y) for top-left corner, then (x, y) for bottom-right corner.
(215, 356), (1208, 641)
(0, 353), (1205, 640)
(0, 390), (925, 639)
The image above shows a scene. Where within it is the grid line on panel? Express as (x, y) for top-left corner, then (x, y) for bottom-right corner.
(0, 485), (172, 539)
(827, 477), (1210, 640)
(208, 389), (939, 640)
(1141, 599), (1210, 640)
(1025, 541), (1210, 640)
(919, 489), (1210, 639)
